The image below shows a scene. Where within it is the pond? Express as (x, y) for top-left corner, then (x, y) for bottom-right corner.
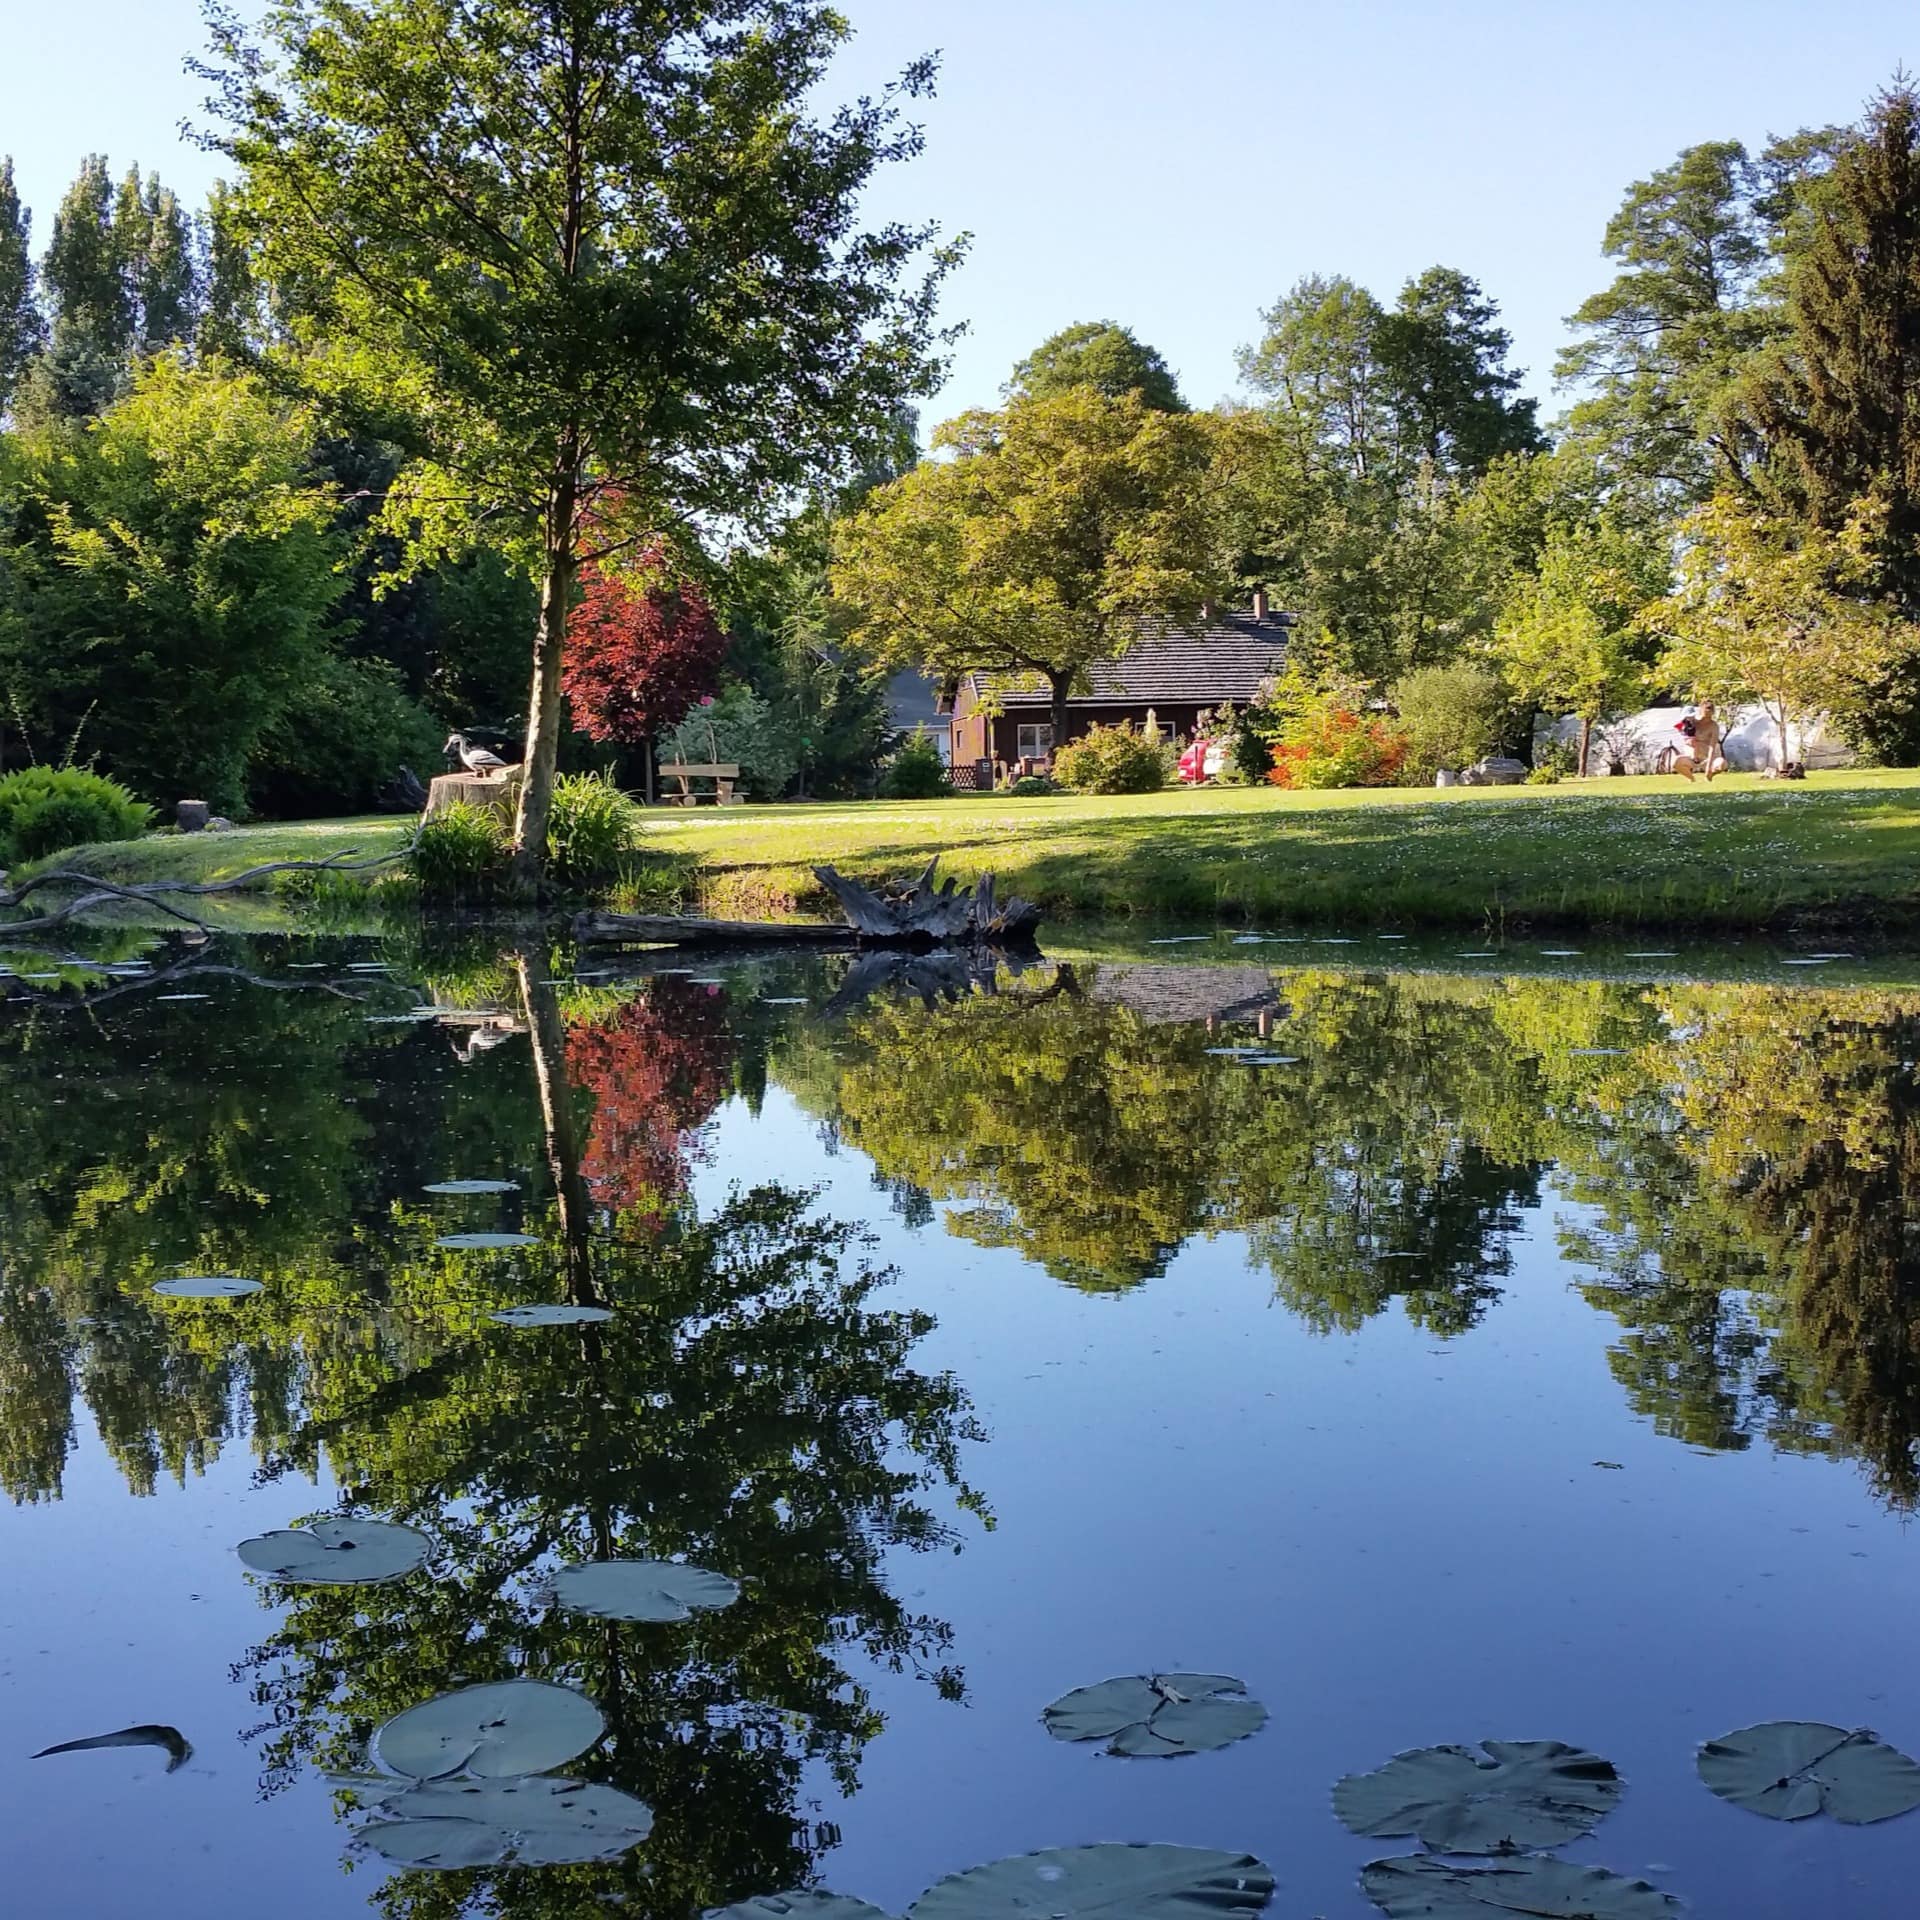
(4, 929), (1920, 1919)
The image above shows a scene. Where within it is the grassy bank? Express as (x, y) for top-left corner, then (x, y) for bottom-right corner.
(42, 769), (1920, 931)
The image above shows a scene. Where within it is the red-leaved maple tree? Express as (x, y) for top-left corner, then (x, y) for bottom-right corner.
(563, 543), (728, 746)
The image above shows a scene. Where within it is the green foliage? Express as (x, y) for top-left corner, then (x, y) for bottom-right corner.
(408, 801), (511, 902)
(545, 771), (644, 894)
(0, 356), (345, 810)
(0, 158), (41, 418)
(878, 727), (952, 798)
(1006, 321), (1186, 410)
(1007, 774), (1057, 796)
(1392, 662), (1512, 783)
(0, 766), (150, 864)
(658, 684), (799, 800)
(1052, 722), (1170, 795)
(1527, 764), (1562, 785)
(250, 654), (444, 818)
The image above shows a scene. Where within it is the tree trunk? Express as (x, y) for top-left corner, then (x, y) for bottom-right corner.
(510, 449), (580, 892)
(1578, 715), (1592, 779)
(641, 732), (656, 807)
(1049, 672), (1072, 759)
(1776, 705), (1791, 769)
(515, 948), (601, 1309)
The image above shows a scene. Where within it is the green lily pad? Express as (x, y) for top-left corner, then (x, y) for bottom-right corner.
(1042, 1673), (1266, 1757)
(1334, 1740), (1623, 1853)
(424, 1179), (520, 1195)
(371, 1679), (604, 1781)
(437, 1232), (537, 1250)
(491, 1304), (615, 1327)
(907, 1844), (1274, 1920)
(552, 1559), (740, 1622)
(358, 1776), (652, 1868)
(152, 1276), (263, 1299)
(707, 1895), (895, 1920)
(1360, 1856), (1679, 1919)
(1696, 1721), (1920, 1823)
(236, 1518), (429, 1585)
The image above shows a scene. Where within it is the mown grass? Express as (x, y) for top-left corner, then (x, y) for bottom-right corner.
(42, 769), (1920, 931)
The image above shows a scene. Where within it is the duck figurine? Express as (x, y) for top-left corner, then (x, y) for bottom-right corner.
(444, 732), (512, 778)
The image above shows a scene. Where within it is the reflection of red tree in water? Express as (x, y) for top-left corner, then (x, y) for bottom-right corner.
(566, 980), (733, 1231)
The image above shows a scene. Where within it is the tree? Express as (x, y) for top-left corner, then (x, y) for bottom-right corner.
(1006, 320), (1186, 410)
(23, 154), (131, 421)
(1375, 267), (1544, 477)
(0, 158), (41, 417)
(126, 172), (198, 353)
(0, 356), (344, 808)
(563, 546), (728, 797)
(1648, 492), (1906, 765)
(831, 389), (1227, 742)
(205, 0), (958, 890)
(1491, 519), (1663, 773)
(1238, 274), (1392, 479)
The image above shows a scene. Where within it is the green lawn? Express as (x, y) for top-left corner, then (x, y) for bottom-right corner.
(44, 769), (1920, 931)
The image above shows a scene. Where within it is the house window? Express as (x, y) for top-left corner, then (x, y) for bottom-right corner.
(1016, 723), (1054, 760)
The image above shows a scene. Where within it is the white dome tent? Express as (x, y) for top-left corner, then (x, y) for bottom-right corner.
(1534, 704), (1857, 775)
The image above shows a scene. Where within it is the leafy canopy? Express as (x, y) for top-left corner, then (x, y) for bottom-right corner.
(1007, 321), (1186, 411)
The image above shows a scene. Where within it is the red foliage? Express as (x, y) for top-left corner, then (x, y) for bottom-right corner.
(1266, 708), (1408, 790)
(565, 980), (734, 1232)
(563, 543), (728, 745)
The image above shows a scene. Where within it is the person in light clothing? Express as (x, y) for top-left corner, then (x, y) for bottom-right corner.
(1676, 702), (1723, 781)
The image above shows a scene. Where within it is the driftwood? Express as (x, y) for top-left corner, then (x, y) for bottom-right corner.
(575, 859), (1045, 951)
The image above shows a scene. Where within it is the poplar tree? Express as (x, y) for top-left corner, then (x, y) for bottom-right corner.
(202, 0), (957, 889)
(29, 154), (132, 419)
(0, 159), (41, 416)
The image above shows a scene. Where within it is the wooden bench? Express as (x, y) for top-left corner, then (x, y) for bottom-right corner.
(658, 761), (745, 806)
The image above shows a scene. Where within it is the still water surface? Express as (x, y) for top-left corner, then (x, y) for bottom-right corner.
(4, 933), (1920, 1918)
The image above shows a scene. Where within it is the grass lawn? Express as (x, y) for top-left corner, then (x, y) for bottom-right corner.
(43, 768), (1920, 931)
(43, 814), (413, 887)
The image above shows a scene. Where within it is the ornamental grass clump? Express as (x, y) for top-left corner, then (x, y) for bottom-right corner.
(409, 802), (512, 903)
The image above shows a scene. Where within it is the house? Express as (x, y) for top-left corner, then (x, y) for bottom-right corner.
(944, 595), (1293, 780)
(884, 668), (950, 760)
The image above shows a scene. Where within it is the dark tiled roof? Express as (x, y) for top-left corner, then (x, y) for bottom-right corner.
(884, 669), (944, 732)
(965, 612), (1292, 708)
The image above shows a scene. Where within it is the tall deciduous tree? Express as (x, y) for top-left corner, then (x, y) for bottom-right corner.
(0, 158), (41, 417)
(1647, 493), (1906, 766)
(27, 154), (132, 420)
(1007, 321), (1186, 411)
(203, 0), (957, 889)
(831, 389), (1228, 743)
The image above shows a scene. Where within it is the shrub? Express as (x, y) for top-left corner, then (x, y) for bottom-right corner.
(1527, 764), (1562, 785)
(409, 801), (511, 902)
(1266, 706), (1408, 789)
(250, 655), (446, 819)
(1007, 774), (1056, 796)
(657, 683), (798, 798)
(0, 767), (151, 864)
(546, 771), (644, 893)
(879, 727), (952, 798)
(1392, 663), (1510, 785)
(1053, 722), (1170, 794)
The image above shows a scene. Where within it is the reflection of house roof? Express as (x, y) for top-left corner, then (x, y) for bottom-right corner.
(963, 613), (1292, 709)
(1089, 964), (1284, 1026)
(885, 669), (945, 733)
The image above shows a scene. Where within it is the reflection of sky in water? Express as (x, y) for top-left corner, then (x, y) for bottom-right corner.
(3, 943), (1920, 1917)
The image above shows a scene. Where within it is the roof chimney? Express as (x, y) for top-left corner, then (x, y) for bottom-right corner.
(1252, 586), (1270, 622)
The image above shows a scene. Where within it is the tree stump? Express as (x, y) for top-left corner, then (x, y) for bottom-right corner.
(176, 800), (210, 833)
(425, 769), (522, 821)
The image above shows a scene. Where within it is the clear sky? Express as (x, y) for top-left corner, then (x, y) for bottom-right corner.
(4, 0), (1916, 429)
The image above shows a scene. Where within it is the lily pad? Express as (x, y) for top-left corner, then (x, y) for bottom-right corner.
(1334, 1739), (1623, 1853)
(359, 1776), (652, 1868)
(437, 1232), (537, 1250)
(423, 1179), (520, 1195)
(1042, 1672), (1266, 1757)
(1359, 1856), (1679, 1919)
(236, 1518), (429, 1586)
(1696, 1721), (1920, 1823)
(707, 1895), (894, 1920)
(152, 1276), (263, 1299)
(371, 1679), (605, 1781)
(552, 1559), (740, 1622)
(908, 1845), (1274, 1920)
(491, 1304), (615, 1327)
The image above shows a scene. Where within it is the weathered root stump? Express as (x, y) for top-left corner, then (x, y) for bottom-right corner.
(573, 858), (1043, 950)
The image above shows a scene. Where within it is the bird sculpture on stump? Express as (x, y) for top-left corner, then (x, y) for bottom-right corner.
(444, 732), (512, 778)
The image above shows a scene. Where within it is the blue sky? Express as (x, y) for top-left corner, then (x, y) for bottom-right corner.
(4, 1), (1916, 429)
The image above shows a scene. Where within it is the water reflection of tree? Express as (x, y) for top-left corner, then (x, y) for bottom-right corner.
(232, 958), (983, 1919)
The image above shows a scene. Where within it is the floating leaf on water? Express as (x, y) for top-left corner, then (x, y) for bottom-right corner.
(152, 1276), (263, 1299)
(1806, 953), (1856, 961)
(490, 1304), (615, 1327)
(1239, 1055), (1300, 1067)
(236, 1518), (429, 1586)
(1334, 1739), (1624, 1852)
(1377, 933), (1408, 940)
(359, 1776), (653, 1869)
(436, 1232), (537, 1250)
(1696, 1721), (1920, 1823)
(1782, 958), (1832, 967)
(908, 1844), (1274, 1920)
(1359, 1855), (1679, 1919)
(423, 1179), (520, 1195)
(1454, 952), (1498, 959)
(1569, 1048), (1624, 1057)
(1623, 951), (1677, 960)
(1041, 1672), (1267, 1757)
(707, 1892), (895, 1920)
(552, 1559), (741, 1622)
(371, 1680), (605, 1781)
(364, 1010), (443, 1024)
(1315, 937), (1357, 944)
(1204, 1046), (1267, 1058)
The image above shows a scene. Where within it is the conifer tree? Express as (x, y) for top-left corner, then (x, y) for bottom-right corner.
(0, 158), (41, 416)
